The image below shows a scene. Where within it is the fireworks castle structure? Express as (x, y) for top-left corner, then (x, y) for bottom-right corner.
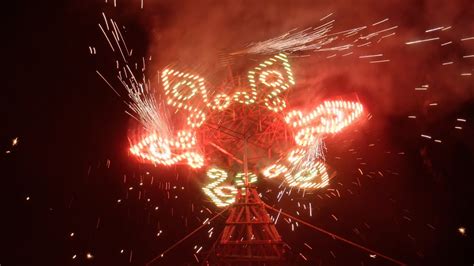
(90, 13), (410, 263)
(131, 53), (379, 265)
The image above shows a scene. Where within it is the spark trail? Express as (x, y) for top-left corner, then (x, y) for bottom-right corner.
(232, 16), (397, 55)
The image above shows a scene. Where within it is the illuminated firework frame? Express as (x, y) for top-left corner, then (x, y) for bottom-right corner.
(130, 53), (364, 207)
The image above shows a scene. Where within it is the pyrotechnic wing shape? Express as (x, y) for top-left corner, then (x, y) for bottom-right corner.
(129, 130), (204, 169)
(161, 69), (208, 111)
(259, 100), (364, 194)
(247, 53), (295, 111)
(161, 69), (209, 128)
(129, 53), (364, 207)
(286, 100), (364, 146)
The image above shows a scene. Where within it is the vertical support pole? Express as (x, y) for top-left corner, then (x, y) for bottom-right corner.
(243, 137), (249, 188)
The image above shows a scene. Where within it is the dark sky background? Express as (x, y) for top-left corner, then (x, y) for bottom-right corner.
(2, 0), (474, 265)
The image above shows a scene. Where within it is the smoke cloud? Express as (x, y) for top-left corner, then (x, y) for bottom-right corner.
(125, 0), (474, 118)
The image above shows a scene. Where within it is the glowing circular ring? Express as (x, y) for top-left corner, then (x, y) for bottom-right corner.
(264, 96), (286, 112)
(187, 110), (206, 128)
(171, 81), (198, 101)
(259, 70), (284, 88)
(150, 142), (172, 160)
(130, 53), (365, 205)
(211, 93), (231, 110)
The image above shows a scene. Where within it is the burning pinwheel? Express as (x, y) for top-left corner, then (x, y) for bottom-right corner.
(129, 52), (364, 207)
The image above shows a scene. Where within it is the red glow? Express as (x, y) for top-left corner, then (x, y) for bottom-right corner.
(129, 130), (204, 168)
(130, 54), (364, 195)
(286, 100), (364, 146)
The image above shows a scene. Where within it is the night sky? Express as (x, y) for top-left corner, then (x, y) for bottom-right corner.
(2, 0), (474, 265)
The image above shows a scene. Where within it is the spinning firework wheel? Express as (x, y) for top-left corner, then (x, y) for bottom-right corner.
(132, 53), (371, 265)
(131, 53), (364, 206)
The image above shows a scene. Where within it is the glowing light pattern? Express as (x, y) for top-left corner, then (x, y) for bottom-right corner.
(234, 172), (258, 187)
(285, 100), (363, 146)
(209, 93), (231, 110)
(203, 168), (259, 207)
(213, 186), (238, 199)
(203, 163), (328, 207)
(285, 100), (364, 132)
(129, 130), (204, 169)
(149, 141), (171, 160)
(132, 53), (297, 169)
(262, 148), (329, 189)
(202, 168), (237, 207)
(260, 70), (285, 87)
(248, 53), (295, 112)
(265, 96), (287, 112)
(186, 109), (206, 128)
(287, 148), (307, 163)
(284, 161), (329, 189)
(232, 91), (256, 105)
(174, 130), (197, 149)
(161, 69), (208, 111)
(161, 69), (208, 128)
(316, 100), (364, 133)
(294, 127), (320, 147)
(130, 54), (365, 201)
(262, 164), (288, 178)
